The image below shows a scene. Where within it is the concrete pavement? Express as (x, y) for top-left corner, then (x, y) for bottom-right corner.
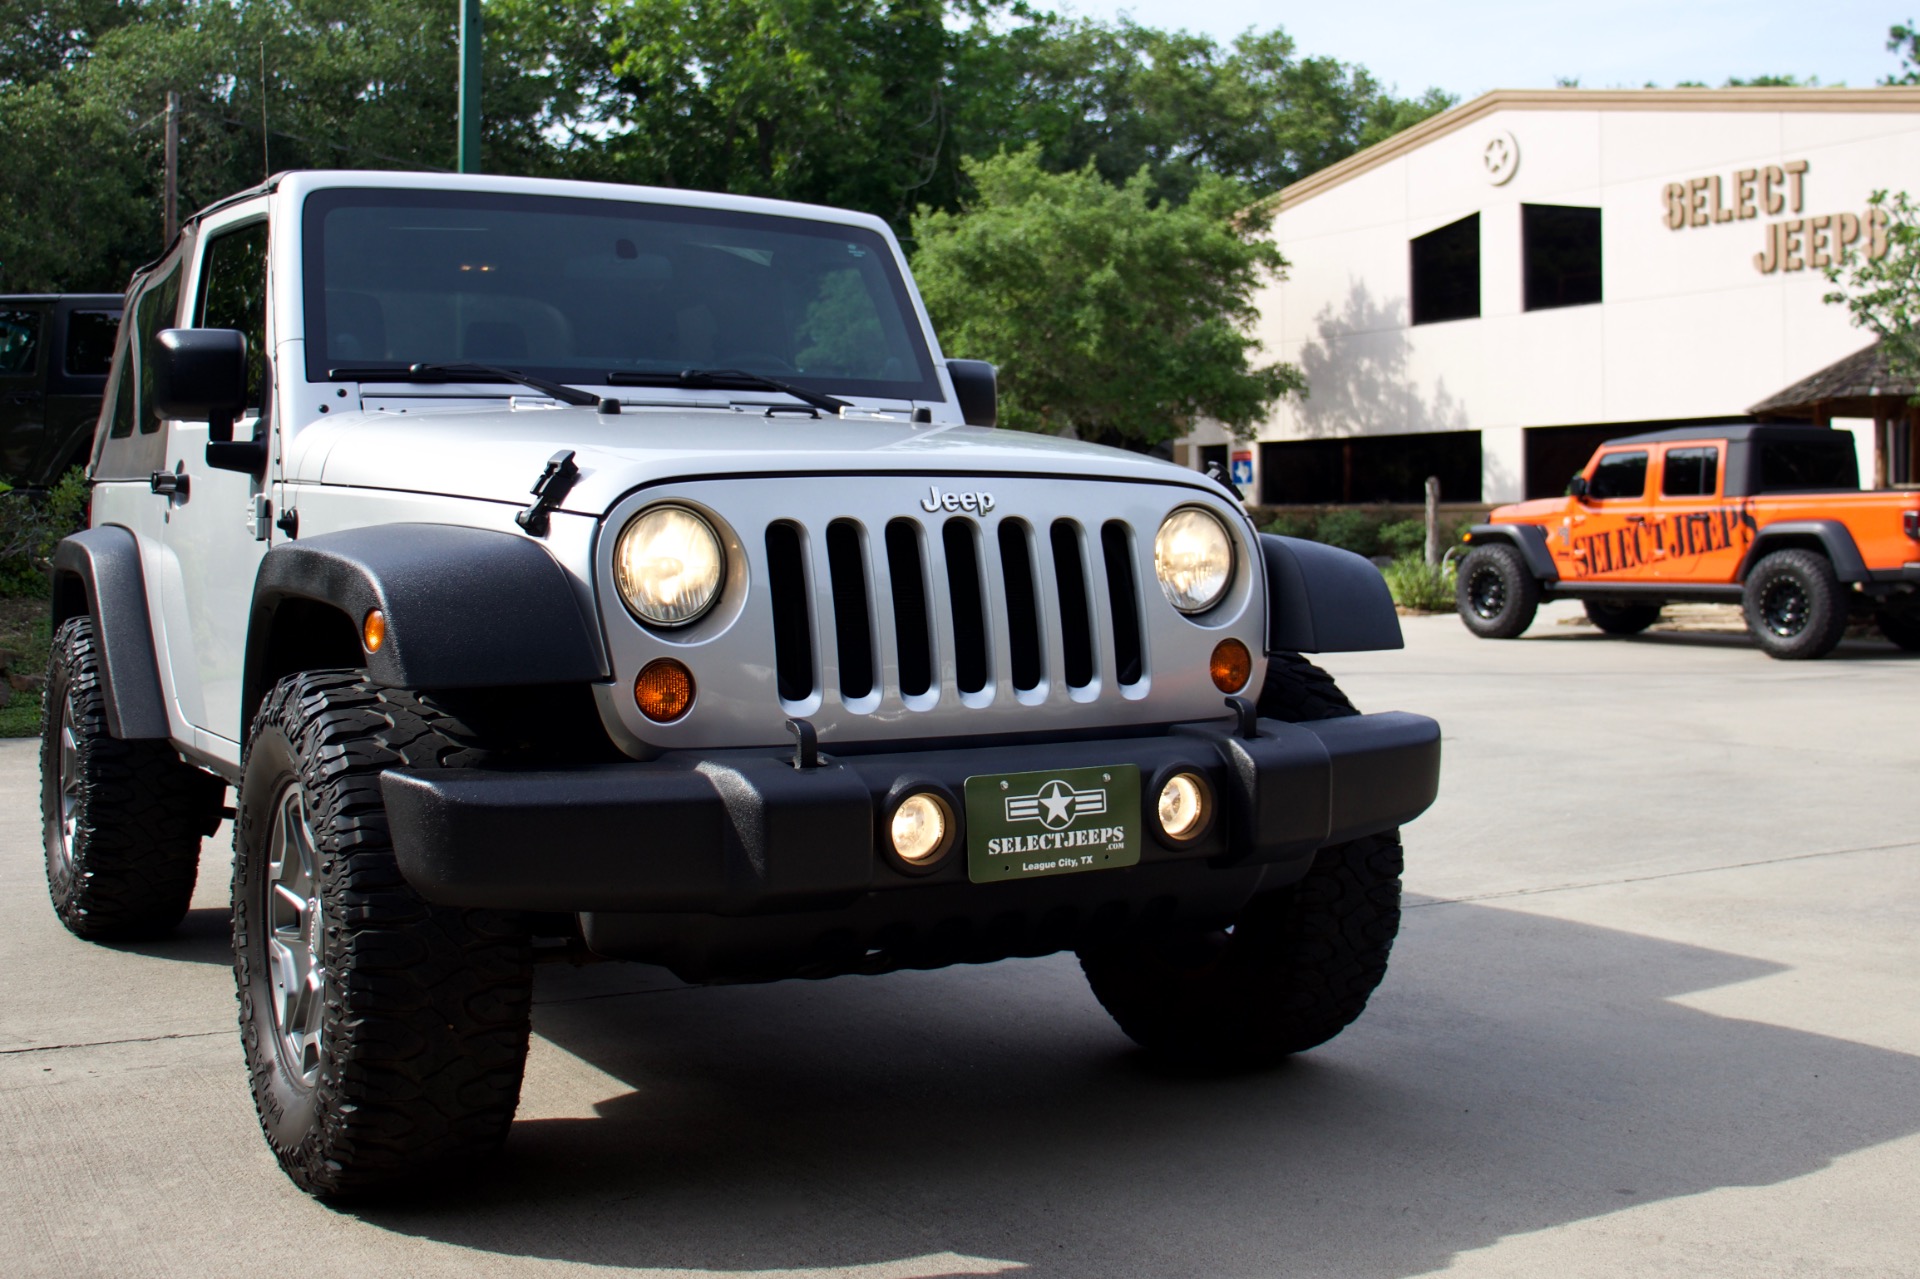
(3, 601), (1917, 1277)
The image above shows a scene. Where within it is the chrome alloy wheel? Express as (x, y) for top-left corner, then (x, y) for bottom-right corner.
(1760, 578), (1811, 638)
(265, 785), (327, 1087)
(51, 701), (80, 876)
(1467, 566), (1508, 620)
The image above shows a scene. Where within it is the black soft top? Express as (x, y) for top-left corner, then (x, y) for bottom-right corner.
(1602, 421), (1825, 447)
(1598, 422), (1857, 496)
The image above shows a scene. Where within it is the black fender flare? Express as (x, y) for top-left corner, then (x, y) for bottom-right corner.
(1463, 523), (1560, 582)
(1736, 520), (1868, 583)
(50, 526), (172, 740)
(1260, 534), (1404, 653)
(243, 524), (609, 729)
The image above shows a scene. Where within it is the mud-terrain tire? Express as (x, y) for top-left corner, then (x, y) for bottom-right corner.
(1584, 600), (1662, 635)
(1077, 654), (1402, 1067)
(1742, 549), (1849, 660)
(41, 617), (225, 940)
(1455, 542), (1540, 639)
(232, 672), (533, 1199)
(1875, 605), (1920, 652)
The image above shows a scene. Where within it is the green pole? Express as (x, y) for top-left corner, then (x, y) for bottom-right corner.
(457, 0), (481, 173)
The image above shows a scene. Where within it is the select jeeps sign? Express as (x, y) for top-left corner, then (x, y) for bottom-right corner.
(964, 764), (1142, 883)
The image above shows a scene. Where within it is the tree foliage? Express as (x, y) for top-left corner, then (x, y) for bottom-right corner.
(911, 149), (1302, 450)
(0, 0), (1450, 292)
(1823, 189), (1920, 388)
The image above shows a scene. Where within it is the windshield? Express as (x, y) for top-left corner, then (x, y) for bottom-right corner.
(301, 187), (941, 401)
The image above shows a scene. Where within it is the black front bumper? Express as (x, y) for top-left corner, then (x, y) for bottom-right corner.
(381, 710), (1439, 948)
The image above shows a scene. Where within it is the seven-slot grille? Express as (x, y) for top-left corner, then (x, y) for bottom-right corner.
(764, 513), (1147, 708)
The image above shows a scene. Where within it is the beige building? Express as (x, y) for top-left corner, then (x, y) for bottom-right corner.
(1184, 87), (1920, 505)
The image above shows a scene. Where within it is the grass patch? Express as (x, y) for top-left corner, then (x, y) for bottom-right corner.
(1382, 554), (1456, 613)
(0, 596), (52, 739)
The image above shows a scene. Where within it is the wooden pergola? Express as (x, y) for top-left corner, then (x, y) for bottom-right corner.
(1749, 340), (1919, 488)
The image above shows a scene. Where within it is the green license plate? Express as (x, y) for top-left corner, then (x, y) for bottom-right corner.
(964, 764), (1141, 884)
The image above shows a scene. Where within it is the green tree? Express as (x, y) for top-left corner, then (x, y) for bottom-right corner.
(1823, 189), (1920, 388)
(910, 148), (1302, 451)
(1887, 20), (1920, 83)
(988, 18), (1453, 207)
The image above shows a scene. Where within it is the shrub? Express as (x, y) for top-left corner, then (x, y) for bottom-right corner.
(0, 467), (88, 597)
(1376, 518), (1427, 559)
(1261, 513), (1315, 539)
(1382, 554), (1455, 612)
(1312, 508), (1378, 556)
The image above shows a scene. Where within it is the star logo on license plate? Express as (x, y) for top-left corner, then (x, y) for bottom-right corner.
(1005, 778), (1108, 830)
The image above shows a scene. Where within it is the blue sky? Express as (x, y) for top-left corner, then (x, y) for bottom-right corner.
(1058, 1), (1912, 100)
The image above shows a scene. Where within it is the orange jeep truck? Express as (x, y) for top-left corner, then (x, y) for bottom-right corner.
(1455, 423), (1920, 660)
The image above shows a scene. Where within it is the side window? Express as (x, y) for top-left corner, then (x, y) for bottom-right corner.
(64, 310), (121, 377)
(133, 258), (185, 433)
(1661, 446), (1719, 497)
(1588, 450), (1649, 500)
(0, 308), (42, 376)
(105, 302), (137, 439)
(196, 221), (269, 410)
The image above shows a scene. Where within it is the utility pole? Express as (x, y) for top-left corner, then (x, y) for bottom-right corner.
(163, 90), (180, 245)
(458, 0), (482, 173)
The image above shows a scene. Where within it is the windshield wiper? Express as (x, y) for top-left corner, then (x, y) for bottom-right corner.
(328, 362), (600, 407)
(606, 368), (850, 413)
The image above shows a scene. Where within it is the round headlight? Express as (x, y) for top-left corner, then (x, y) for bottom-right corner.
(1154, 508), (1234, 614)
(614, 505), (725, 626)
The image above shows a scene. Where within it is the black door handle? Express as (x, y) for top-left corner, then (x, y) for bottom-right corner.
(149, 471), (189, 498)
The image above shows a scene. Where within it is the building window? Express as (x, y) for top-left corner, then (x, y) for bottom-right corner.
(1523, 204), (1602, 310)
(1410, 214), (1480, 325)
(1258, 431), (1481, 504)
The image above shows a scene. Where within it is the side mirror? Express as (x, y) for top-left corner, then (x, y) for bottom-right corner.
(1567, 474), (1590, 500)
(151, 329), (264, 475)
(946, 359), (997, 428)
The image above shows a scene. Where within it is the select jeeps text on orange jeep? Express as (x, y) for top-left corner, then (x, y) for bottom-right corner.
(1454, 423), (1920, 660)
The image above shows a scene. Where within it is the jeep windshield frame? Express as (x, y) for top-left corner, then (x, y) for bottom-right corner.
(300, 187), (944, 403)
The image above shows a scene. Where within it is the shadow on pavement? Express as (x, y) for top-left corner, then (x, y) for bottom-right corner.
(349, 895), (1920, 1277)
(102, 905), (231, 966)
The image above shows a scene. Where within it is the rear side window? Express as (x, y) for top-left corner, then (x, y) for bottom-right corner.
(0, 308), (41, 375)
(1661, 446), (1719, 497)
(64, 310), (121, 377)
(1588, 450), (1648, 500)
(196, 222), (269, 410)
(1759, 441), (1857, 492)
(133, 260), (184, 433)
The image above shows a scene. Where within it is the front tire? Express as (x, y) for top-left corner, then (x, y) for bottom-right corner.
(1742, 549), (1848, 660)
(40, 617), (224, 940)
(232, 672), (533, 1198)
(1456, 543), (1541, 639)
(1584, 600), (1662, 635)
(1077, 653), (1402, 1067)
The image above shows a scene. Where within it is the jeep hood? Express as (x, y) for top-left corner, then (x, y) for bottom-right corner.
(286, 403), (1217, 513)
(1491, 497), (1568, 523)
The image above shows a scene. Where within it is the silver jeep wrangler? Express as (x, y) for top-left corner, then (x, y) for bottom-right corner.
(43, 171), (1440, 1198)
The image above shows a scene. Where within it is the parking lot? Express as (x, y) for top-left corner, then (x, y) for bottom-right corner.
(3, 601), (1917, 1278)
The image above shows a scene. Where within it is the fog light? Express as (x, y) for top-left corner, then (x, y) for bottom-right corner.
(1157, 773), (1209, 842)
(890, 792), (951, 865)
(362, 609), (386, 654)
(634, 659), (695, 722)
(1210, 638), (1251, 692)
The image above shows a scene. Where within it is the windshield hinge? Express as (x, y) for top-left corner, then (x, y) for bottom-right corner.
(516, 449), (580, 537)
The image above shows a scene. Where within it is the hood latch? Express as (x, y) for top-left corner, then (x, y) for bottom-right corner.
(516, 449), (580, 537)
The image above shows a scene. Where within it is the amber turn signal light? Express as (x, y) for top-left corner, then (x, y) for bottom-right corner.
(1209, 638), (1251, 693)
(362, 609), (386, 654)
(635, 658), (695, 722)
